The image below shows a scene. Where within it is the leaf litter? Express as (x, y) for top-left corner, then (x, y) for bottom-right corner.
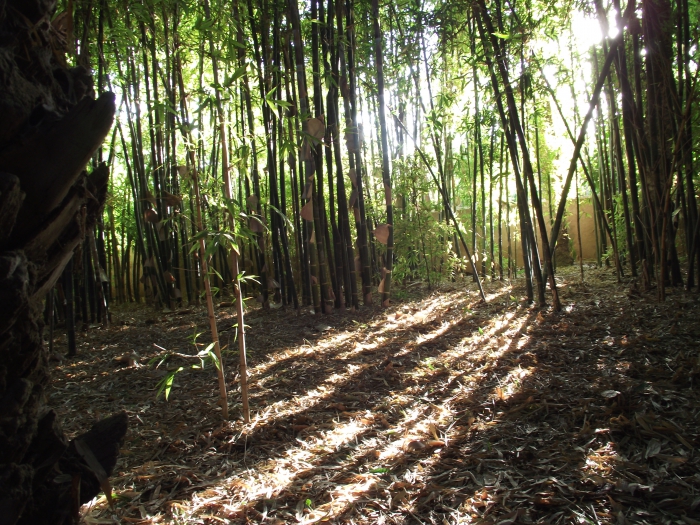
(48, 266), (700, 524)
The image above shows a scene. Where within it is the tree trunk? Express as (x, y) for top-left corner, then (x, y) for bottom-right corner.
(372, 0), (394, 307)
(0, 3), (126, 523)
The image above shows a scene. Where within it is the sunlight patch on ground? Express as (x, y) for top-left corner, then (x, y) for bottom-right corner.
(244, 291), (469, 389)
(70, 267), (700, 524)
(496, 366), (532, 401)
(452, 308), (529, 361)
(177, 340), (480, 521)
(177, 293), (485, 519)
(247, 289), (478, 432)
(185, 409), (385, 520)
(483, 283), (513, 303)
(85, 281), (542, 523)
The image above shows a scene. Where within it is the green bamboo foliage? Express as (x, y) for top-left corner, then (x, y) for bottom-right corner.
(60, 0), (697, 324)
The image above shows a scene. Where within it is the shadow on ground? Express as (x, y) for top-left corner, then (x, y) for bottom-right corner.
(49, 266), (700, 524)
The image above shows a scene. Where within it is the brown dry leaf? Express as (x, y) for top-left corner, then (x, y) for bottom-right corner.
(428, 422), (440, 440)
(348, 168), (357, 187)
(144, 209), (158, 223)
(307, 117), (325, 140)
(345, 130), (358, 152)
(155, 221), (165, 241)
(249, 217), (264, 233)
(113, 353), (138, 367)
(50, 266), (700, 525)
(246, 194), (259, 210)
(301, 200), (314, 221)
(302, 141), (312, 160)
(143, 190), (157, 205)
(302, 181), (313, 200)
(404, 440), (426, 452)
(83, 516), (115, 525)
(348, 188), (358, 209)
(494, 386), (504, 400)
(373, 223), (390, 244)
(161, 190), (181, 207)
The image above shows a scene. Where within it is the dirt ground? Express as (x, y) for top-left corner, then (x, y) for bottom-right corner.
(49, 265), (700, 524)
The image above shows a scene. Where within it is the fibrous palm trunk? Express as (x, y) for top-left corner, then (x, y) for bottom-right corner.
(0, 3), (127, 524)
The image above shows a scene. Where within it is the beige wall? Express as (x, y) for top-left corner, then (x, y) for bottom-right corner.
(459, 198), (600, 269)
(510, 199), (598, 265)
(566, 200), (598, 262)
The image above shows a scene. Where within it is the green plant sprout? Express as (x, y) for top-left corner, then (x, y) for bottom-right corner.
(151, 331), (222, 400)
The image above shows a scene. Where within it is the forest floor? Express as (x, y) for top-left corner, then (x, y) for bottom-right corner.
(49, 265), (700, 525)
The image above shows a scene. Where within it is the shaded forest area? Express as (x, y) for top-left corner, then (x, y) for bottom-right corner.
(1, 0), (699, 522)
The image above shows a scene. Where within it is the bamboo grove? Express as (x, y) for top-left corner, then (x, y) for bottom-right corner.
(59, 0), (699, 328)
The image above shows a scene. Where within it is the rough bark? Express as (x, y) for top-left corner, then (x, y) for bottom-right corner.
(0, 2), (126, 524)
